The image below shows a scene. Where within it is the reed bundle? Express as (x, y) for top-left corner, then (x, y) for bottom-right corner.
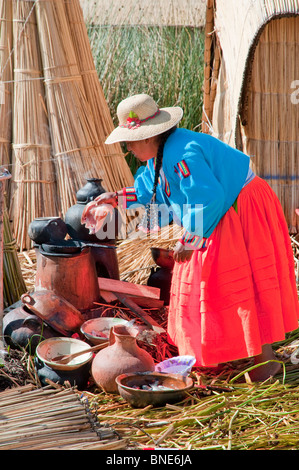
(0, 0), (13, 169)
(3, 206), (26, 308)
(0, 384), (127, 450)
(2, 0), (134, 251)
(10, 0), (58, 251)
(35, 0), (132, 217)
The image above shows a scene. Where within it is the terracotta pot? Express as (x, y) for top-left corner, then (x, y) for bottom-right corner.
(91, 324), (155, 393)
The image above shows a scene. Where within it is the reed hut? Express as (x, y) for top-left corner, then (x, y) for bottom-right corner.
(202, 0), (299, 232)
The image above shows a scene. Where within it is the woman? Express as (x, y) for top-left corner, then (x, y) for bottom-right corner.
(83, 93), (299, 381)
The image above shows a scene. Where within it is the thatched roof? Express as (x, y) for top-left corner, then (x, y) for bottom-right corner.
(203, 0), (299, 146)
(79, 0), (206, 27)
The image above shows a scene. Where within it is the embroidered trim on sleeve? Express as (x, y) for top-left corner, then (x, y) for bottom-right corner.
(177, 160), (191, 178)
(122, 186), (137, 209)
(164, 178), (171, 197)
(180, 230), (206, 249)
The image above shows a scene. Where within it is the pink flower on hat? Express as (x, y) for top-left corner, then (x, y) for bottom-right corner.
(125, 111), (142, 129)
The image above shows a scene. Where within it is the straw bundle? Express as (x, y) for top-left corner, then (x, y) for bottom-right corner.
(1, 0), (134, 251)
(3, 207), (26, 308)
(10, 0), (58, 251)
(117, 223), (183, 284)
(0, 0), (13, 169)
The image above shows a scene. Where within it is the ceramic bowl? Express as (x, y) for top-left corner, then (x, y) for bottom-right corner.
(35, 337), (93, 371)
(80, 317), (129, 345)
(115, 372), (193, 408)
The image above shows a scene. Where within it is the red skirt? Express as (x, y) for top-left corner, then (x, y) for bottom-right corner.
(168, 176), (299, 366)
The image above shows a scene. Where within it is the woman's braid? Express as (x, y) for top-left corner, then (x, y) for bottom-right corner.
(151, 126), (176, 203)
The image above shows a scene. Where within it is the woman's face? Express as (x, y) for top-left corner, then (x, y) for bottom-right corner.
(126, 137), (159, 162)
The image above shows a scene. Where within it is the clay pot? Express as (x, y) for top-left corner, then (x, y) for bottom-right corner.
(28, 217), (67, 245)
(91, 324), (155, 393)
(34, 357), (91, 389)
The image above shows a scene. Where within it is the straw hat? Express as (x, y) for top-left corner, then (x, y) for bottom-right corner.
(105, 94), (183, 144)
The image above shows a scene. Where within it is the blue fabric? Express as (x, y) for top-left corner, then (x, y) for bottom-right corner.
(126, 128), (250, 239)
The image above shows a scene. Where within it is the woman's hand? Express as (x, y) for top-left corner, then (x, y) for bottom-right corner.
(173, 241), (194, 263)
(93, 191), (118, 208)
(82, 191), (118, 217)
(81, 191), (118, 222)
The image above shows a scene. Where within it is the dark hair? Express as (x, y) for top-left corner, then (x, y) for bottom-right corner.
(139, 126), (176, 232)
(151, 126), (177, 203)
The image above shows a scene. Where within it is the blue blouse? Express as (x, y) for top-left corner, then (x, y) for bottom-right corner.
(122, 128), (250, 248)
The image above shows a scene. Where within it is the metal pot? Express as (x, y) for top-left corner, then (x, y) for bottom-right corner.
(34, 245), (100, 311)
(2, 306), (60, 353)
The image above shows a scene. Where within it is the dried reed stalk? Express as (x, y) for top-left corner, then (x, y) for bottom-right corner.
(202, 0), (214, 134)
(3, 206), (26, 308)
(10, 0), (58, 251)
(0, 0), (13, 170)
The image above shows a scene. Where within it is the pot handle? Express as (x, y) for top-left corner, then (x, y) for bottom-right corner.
(23, 314), (43, 328)
(21, 293), (35, 306)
